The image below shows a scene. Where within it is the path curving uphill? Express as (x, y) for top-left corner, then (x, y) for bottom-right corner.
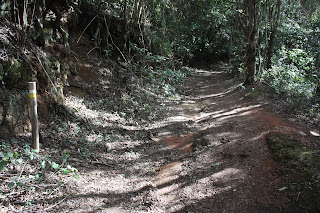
(59, 65), (319, 212)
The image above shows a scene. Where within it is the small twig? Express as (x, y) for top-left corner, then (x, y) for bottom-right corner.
(28, 183), (59, 188)
(103, 15), (127, 62)
(296, 192), (301, 201)
(29, 0), (37, 29)
(5, 190), (22, 197)
(34, 54), (59, 95)
(261, 80), (277, 92)
(42, 194), (69, 211)
(0, 173), (17, 178)
(9, 203), (18, 212)
(47, 167), (62, 180)
(86, 47), (100, 56)
(18, 162), (27, 180)
(48, 183), (64, 197)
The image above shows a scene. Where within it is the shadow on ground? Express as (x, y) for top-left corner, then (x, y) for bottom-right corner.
(40, 65), (319, 212)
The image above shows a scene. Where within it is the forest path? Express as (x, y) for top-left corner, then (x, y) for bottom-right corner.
(59, 65), (318, 212)
(149, 65), (288, 212)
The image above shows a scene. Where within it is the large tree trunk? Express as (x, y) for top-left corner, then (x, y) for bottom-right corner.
(266, 0), (281, 69)
(244, 0), (260, 85)
(245, 32), (256, 85)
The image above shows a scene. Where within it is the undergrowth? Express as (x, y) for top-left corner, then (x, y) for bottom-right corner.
(262, 48), (318, 106)
(96, 43), (192, 125)
(0, 138), (78, 211)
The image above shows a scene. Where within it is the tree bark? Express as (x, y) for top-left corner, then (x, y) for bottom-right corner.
(266, 0), (281, 70)
(244, 0), (260, 85)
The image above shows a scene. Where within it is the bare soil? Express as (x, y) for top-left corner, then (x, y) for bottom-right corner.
(52, 64), (320, 212)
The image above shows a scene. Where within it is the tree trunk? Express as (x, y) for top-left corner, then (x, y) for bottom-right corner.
(245, 31), (256, 85)
(244, 0), (260, 85)
(123, 0), (128, 52)
(266, 0), (281, 69)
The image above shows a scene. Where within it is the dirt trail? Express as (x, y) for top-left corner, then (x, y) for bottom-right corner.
(59, 65), (319, 212)
(150, 66), (286, 212)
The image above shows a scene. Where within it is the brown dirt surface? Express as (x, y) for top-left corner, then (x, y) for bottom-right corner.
(51, 65), (320, 212)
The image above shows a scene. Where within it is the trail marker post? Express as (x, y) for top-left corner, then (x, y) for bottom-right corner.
(28, 82), (39, 151)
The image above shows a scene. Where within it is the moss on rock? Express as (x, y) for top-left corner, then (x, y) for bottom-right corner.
(267, 132), (319, 171)
(3, 58), (23, 79)
(1, 58), (32, 89)
(266, 131), (320, 212)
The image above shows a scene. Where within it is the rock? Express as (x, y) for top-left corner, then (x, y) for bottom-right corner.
(0, 90), (30, 137)
(2, 58), (27, 89)
(192, 137), (210, 151)
(222, 152), (235, 159)
(220, 137), (231, 144)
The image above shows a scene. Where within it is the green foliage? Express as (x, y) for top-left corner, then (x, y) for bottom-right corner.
(149, 33), (173, 57)
(259, 0), (320, 106)
(146, 0), (231, 64)
(263, 47), (317, 102)
(0, 140), (79, 205)
(130, 42), (187, 92)
(0, 58), (30, 89)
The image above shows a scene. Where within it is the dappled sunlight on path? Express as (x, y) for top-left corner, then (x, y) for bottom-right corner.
(56, 65), (319, 212)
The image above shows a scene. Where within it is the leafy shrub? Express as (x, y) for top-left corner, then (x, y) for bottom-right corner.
(262, 47), (318, 102)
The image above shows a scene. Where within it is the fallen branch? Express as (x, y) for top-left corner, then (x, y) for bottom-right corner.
(42, 194), (69, 212)
(29, 183), (59, 188)
(68, 158), (117, 168)
(77, 14), (99, 44)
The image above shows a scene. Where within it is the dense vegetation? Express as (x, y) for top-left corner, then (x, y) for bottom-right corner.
(79, 0), (320, 109)
(0, 0), (319, 105)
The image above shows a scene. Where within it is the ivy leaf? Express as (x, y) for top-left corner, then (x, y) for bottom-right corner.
(210, 163), (220, 167)
(29, 154), (34, 160)
(8, 182), (15, 188)
(278, 187), (288, 191)
(73, 174), (79, 180)
(17, 182), (25, 187)
(17, 158), (24, 165)
(52, 162), (59, 169)
(28, 186), (36, 191)
(6, 152), (14, 159)
(0, 160), (8, 171)
(62, 169), (69, 175)
(40, 160), (46, 169)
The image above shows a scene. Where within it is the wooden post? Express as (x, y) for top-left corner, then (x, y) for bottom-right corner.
(28, 82), (39, 151)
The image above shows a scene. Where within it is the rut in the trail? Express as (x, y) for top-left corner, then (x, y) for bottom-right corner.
(58, 65), (317, 212)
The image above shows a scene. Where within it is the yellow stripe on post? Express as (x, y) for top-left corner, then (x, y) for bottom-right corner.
(29, 93), (36, 98)
(28, 82), (39, 151)
(29, 90), (36, 99)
